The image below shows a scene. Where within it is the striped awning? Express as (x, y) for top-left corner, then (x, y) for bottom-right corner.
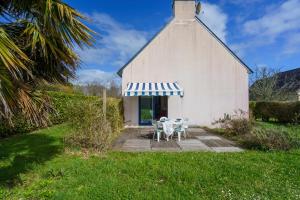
(124, 82), (184, 97)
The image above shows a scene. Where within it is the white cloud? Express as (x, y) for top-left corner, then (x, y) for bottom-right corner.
(244, 0), (300, 38)
(74, 69), (120, 85)
(283, 33), (300, 55)
(231, 0), (300, 57)
(198, 2), (228, 43)
(77, 13), (148, 68)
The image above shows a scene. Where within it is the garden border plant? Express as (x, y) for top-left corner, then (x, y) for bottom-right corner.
(210, 109), (300, 151)
(251, 101), (300, 124)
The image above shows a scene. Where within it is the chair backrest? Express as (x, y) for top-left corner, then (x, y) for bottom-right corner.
(159, 117), (168, 122)
(157, 121), (163, 130)
(152, 120), (158, 129)
(174, 121), (184, 131)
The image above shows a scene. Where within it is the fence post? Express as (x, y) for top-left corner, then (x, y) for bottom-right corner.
(103, 88), (107, 122)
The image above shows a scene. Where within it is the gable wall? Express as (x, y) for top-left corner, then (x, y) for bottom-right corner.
(122, 19), (249, 126)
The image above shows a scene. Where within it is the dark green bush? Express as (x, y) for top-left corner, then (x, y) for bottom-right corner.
(0, 115), (36, 138)
(252, 101), (300, 123)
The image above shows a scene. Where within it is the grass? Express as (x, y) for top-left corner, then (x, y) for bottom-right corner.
(1, 125), (300, 199)
(256, 121), (300, 139)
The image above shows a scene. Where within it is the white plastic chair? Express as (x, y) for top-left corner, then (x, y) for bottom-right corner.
(152, 120), (163, 142)
(173, 121), (184, 141)
(183, 118), (189, 138)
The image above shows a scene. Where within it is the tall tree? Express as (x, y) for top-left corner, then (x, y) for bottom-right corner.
(0, 0), (94, 125)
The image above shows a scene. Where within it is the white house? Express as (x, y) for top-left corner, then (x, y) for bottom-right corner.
(117, 0), (252, 127)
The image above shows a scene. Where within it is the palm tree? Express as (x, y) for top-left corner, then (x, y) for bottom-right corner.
(0, 0), (94, 126)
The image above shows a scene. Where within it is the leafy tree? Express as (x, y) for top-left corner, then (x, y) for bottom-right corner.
(0, 0), (94, 125)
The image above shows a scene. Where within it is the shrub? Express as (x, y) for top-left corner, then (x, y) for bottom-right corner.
(0, 91), (123, 139)
(63, 100), (114, 151)
(242, 128), (299, 151)
(0, 114), (36, 138)
(252, 101), (300, 123)
(213, 110), (253, 136)
(48, 91), (101, 124)
(49, 92), (123, 129)
(106, 98), (123, 134)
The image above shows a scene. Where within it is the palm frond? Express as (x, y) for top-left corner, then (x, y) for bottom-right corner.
(0, 0), (95, 126)
(0, 27), (30, 77)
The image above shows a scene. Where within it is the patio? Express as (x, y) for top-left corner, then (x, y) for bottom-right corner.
(112, 127), (244, 152)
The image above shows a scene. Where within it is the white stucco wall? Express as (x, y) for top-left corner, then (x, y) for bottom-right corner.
(121, 2), (250, 127)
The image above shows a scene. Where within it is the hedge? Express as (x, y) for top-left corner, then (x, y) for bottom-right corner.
(251, 101), (300, 123)
(0, 92), (123, 138)
(49, 91), (123, 134)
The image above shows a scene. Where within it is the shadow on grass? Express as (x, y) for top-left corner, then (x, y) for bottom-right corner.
(0, 133), (63, 188)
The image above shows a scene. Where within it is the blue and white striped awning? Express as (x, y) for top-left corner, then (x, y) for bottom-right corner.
(124, 82), (184, 97)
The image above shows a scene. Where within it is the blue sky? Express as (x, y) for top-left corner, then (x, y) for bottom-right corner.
(64, 0), (300, 84)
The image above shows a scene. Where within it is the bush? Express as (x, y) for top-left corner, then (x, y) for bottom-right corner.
(0, 91), (123, 139)
(0, 114), (36, 138)
(213, 110), (253, 136)
(242, 128), (300, 151)
(48, 91), (100, 124)
(64, 100), (113, 151)
(49, 92), (123, 130)
(252, 101), (300, 123)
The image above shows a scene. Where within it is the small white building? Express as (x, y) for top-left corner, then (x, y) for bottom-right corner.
(117, 0), (252, 127)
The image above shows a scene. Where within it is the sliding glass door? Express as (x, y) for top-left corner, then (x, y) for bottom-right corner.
(139, 96), (168, 125)
(139, 97), (153, 125)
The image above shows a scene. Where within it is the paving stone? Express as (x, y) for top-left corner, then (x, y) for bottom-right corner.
(200, 139), (234, 148)
(177, 139), (212, 151)
(196, 136), (222, 140)
(122, 139), (151, 151)
(151, 140), (179, 148)
(211, 147), (244, 153)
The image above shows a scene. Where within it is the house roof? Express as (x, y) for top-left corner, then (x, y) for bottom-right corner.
(251, 67), (300, 92)
(117, 16), (253, 77)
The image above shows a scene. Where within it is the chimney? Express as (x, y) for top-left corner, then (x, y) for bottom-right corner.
(173, 0), (196, 20)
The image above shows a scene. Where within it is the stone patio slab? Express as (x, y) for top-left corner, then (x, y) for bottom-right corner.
(122, 139), (151, 151)
(200, 139), (234, 148)
(211, 147), (244, 153)
(196, 136), (222, 140)
(177, 139), (212, 151)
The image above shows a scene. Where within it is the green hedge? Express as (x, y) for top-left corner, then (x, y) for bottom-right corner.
(0, 92), (123, 138)
(251, 101), (300, 123)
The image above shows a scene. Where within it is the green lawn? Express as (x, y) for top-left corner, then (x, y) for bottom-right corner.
(1, 125), (300, 199)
